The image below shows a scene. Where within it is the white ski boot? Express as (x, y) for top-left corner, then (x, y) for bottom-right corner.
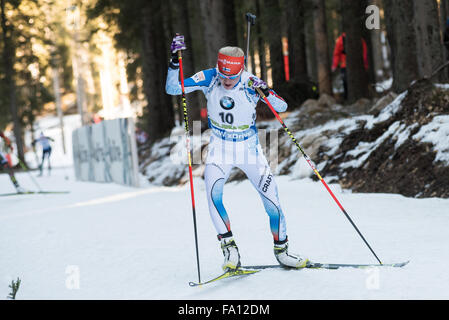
(274, 240), (309, 269)
(219, 233), (241, 271)
(15, 185), (26, 194)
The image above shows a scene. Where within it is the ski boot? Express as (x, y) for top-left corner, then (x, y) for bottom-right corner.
(15, 185), (26, 194)
(274, 239), (309, 269)
(219, 232), (241, 271)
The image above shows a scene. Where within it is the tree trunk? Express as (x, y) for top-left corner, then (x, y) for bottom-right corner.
(141, 1), (175, 141)
(384, 0), (420, 92)
(198, 0), (228, 67)
(264, 0), (284, 88)
(312, 0), (332, 95)
(170, 0), (203, 129)
(440, 0), (447, 35)
(413, 0), (446, 81)
(224, 0), (238, 46)
(441, 0), (449, 78)
(187, 0), (208, 69)
(0, 0), (25, 163)
(341, 0), (370, 102)
(286, 0), (308, 81)
(441, 0), (449, 22)
(304, 0), (317, 83)
(368, 0), (384, 82)
(256, 0), (267, 80)
(362, 0), (377, 85)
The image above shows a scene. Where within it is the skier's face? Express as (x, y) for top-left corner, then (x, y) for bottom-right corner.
(219, 76), (240, 90)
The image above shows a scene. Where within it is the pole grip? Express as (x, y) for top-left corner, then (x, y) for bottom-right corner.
(245, 12), (256, 25)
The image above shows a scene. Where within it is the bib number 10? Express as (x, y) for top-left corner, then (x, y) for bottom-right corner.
(219, 112), (234, 124)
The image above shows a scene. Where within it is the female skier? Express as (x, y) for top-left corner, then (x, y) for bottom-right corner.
(32, 132), (54, 176)
(0, 131), (25, 193)
(166, 34), (309, 270)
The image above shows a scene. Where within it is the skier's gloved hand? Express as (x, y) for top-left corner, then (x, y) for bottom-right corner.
(248, 77), (270, 97)
(171, 34), (186, 54)
(169, 34), (186, 69)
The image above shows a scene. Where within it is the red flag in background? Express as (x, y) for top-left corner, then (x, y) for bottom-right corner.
(282, 37), (290, 82)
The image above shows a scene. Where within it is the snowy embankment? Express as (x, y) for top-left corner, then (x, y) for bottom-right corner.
(316, 80), (449, 198)
(1, 169), (449, 299)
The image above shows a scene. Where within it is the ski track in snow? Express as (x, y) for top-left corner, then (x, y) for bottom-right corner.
(1, 168), (449, 300)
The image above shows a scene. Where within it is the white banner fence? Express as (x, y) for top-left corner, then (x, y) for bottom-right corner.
(72, 118), (139, 187)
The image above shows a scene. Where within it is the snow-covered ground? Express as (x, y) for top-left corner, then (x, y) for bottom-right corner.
(1, 168), (448, 300)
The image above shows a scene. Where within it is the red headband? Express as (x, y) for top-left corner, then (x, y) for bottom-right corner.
(217, 52), (244, 76)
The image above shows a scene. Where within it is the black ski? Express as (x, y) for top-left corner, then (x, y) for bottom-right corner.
(0, 190), (70, 197)
(241, 260), (410, 270)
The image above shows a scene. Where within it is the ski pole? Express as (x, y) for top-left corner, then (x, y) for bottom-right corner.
(178, 49), (202, 283)
(255, 87), (383, 265)
(17, 157), (42, 192)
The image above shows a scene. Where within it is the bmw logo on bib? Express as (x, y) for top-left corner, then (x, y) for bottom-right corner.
(220, 96), (235, 110)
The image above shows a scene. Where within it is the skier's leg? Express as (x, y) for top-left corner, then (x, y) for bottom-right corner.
(43, 147), (52, 174)
(1, 155), (22, 192)
(204, 162), (240, 270)
(39, 150), (45, 175)
(236, 149), (287, 242)
(238, 146), (309, 268)
(204, 162), (233, 235)
(47, 147), (52, 171)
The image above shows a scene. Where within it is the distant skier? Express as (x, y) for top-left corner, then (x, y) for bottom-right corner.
(331, 32), (369, 100)
(32, 132), (54, 176)
(0, 131), (25, 193)
(166, 34), (309, 271)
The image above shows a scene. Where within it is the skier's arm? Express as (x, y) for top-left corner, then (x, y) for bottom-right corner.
(165, 33), (212, 96)
(247, 76), (287, 113)
(265, 90), (288, 113)
(166, 67), (216, 96)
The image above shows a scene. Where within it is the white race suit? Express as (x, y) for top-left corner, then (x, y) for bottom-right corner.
(166, 66), (289, 242)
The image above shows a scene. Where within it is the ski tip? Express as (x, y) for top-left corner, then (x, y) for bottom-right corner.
(394, 260), (410, 267)
(189, 268), (260, 287)
(381, 260), (410, 267)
